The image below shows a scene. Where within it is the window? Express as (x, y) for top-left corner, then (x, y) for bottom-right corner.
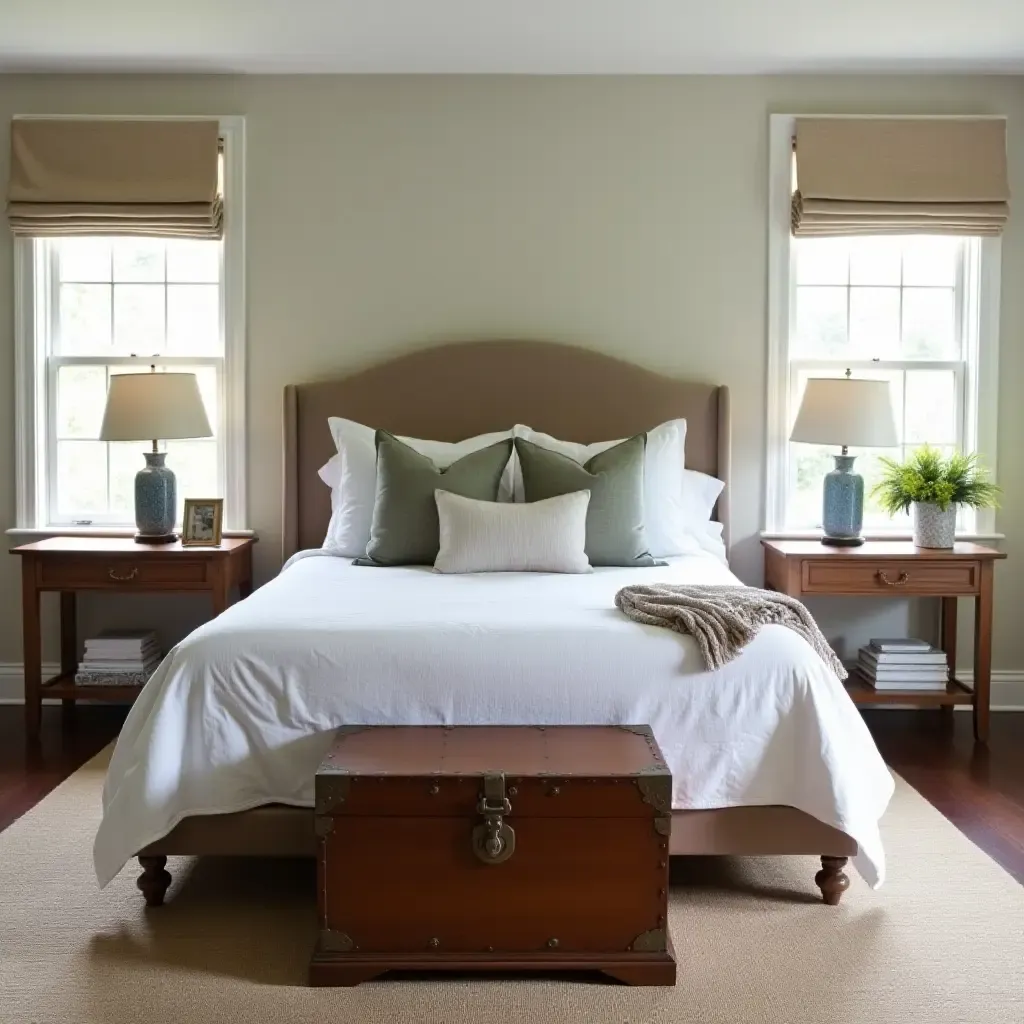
(766, 115), (1000, 537)
(14, 116), (246, 531)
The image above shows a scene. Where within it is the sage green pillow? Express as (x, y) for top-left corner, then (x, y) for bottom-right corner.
(358, 431), (514, 566)
(514, 435), (663, 567)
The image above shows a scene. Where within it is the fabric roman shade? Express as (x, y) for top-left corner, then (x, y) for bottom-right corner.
(6, 119), (222, 238)
(792, 117), (1010, 237)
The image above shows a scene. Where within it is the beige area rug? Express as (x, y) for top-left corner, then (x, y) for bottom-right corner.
(1, 750), (1022, 1024)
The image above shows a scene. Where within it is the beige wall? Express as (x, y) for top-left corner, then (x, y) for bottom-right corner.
(1, 75), (1022, 676)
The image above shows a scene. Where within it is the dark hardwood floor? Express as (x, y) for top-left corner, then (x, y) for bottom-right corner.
(0, 704), (128, 835)
(1, 705), (1022, 885)
(866, 710), (1024, 885)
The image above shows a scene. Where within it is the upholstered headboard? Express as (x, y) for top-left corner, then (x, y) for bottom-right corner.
(282, 340), (730, 560)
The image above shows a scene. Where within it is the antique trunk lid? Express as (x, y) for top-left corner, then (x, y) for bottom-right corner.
(314, 724), (671, 821)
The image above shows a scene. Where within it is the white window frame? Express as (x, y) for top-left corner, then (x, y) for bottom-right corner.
(765, 113), (1002, 539)
(12, 114), (247, 533)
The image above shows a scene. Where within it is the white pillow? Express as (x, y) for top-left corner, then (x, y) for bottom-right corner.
(679, 469), (727, 563)
(433, 489), (591, 574)
(319, 418), (516, 556)
(512, 420), (689, 556)
(681, 468), (725, 526)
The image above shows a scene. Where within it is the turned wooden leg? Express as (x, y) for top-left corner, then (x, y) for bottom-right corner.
(815, 855), (850, 906)
(137, 855), (172, 907)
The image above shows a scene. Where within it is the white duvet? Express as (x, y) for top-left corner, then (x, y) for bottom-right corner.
(95, 551), (894, 889)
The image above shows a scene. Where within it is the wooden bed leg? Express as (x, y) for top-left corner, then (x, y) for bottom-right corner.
(137, 855), (172, 907)
(815, 855), (850, 905)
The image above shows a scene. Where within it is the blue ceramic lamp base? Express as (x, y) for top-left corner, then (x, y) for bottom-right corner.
(821, 453), (865, 547)
(135, 450), (178, 544)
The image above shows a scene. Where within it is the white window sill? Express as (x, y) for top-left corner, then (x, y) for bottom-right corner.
(760, 529), (1005, 543)
(6, 526), (257, 539)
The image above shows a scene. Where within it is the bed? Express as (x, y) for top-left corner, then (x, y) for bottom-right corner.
(106, 340), (892, 905)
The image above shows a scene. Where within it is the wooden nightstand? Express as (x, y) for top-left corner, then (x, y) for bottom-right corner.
(12, 536), (256, 740)
(762, 539), (1005, 743)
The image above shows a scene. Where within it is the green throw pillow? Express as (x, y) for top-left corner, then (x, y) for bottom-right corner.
(358, 431), (514, 566)
(514, 435), (663, 567)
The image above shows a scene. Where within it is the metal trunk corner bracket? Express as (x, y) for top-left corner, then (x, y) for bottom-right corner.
(630, 928), (668, 953)
(636, 774), (672, 813)
(315, 775), (351, 815)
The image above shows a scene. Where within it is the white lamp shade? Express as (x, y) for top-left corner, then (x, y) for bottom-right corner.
(790, 377), (899, 448)
(99, 372), (213, 442)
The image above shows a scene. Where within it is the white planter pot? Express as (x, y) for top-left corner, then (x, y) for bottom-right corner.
(912, 502), (957, 549)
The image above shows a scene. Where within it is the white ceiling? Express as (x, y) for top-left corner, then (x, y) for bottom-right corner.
(2, 0), (1023, 75)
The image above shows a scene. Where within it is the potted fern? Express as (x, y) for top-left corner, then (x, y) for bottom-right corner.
(872, 447), (1000, 548)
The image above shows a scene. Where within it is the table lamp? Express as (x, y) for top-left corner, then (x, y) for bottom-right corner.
(99, 371), (213, 544)
(789, 372), (899, 546)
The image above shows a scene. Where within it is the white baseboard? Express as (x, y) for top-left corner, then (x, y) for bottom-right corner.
(952, 671), (1024, 712)
(1, 662), (1022, 709)
(0, 662), (64, 705)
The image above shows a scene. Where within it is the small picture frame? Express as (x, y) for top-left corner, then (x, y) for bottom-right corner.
(181, 498), (224, 547)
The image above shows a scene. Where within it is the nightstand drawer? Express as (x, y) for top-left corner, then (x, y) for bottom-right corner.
(38, 557), (209, 588)
(801, 559), (981, 596)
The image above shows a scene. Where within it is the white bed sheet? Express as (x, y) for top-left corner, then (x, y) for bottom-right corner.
(94, 552), (894, 888)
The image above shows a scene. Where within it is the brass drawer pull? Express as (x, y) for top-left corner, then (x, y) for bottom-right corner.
(108, 567), (139, 582)
(876, 570), (909, 587)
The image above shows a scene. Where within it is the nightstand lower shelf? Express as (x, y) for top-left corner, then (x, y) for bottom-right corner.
(41, 671), (145, 702)
(844, 669), (974, 706)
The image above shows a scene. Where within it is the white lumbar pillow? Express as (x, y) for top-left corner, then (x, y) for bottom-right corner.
(512, 419), (688, 556)
(318, 418), (516, 556)
(433, 489), (591, 574)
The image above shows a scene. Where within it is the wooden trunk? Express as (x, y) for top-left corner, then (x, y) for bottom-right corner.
(310, 725), (676, 986)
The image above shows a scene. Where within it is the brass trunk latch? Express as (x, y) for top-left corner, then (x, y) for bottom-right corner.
(472, 771), (516, 865)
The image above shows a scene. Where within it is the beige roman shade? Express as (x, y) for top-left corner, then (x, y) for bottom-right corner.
(6, 119), (222, 238)
(792, 118), (1010, 237)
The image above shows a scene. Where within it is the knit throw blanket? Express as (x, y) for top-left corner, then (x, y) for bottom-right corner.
(614, 584), (846, 678)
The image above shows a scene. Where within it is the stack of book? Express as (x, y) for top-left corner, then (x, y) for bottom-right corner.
(75, 629), (162, 686)
(857, 638), (949, 692)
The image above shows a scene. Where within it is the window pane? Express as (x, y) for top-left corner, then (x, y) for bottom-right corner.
(58, 284), (112, 352)
(787, 233), (971, 532)
(905, 370), (957, 445)
(166, 239), (221, 283)
(789, 444), (833, 528)
(167, 285), (221, 354)
(849, 238), (902, 286)
(788, 367), (965, 530)
(790, 445), (913, 531)
(901, 287), (956, 359)
(112, 239), (165, 282)
(795, 238), (848, 285)
(860, 450), (911, 529)
(794, 286), (848, 355)
(902, 237), (959, 287)
(58, 239), (111, 282)
(56, 441), (108, 515)
(194, 366), (219, 425)
(165, 440), (219, 505)
(109, 442), (142, 519)
(849, 287), (901, 357)
(113, 284), (165, 353)
(56, 365), (107, 438)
